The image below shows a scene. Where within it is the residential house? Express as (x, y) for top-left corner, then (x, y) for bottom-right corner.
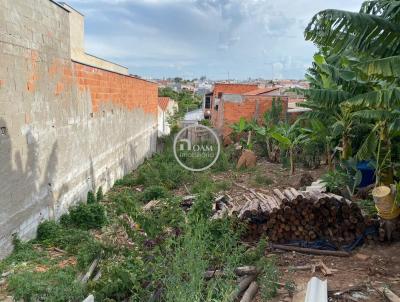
(206, 84), (289, 136)
(158, 97), (178, 136)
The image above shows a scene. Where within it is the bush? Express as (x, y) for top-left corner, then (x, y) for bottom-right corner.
(87, 191), (96, 204)
(37, 220), (62, 242)
(321, 170), (350, 194)
(60, 203), (107, 230)
(114, 174), (136, 187)
(96, 186), (104, 202)
(142, 185), (169, 202)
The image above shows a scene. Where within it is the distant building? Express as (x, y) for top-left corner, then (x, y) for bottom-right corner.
(203, 83), (289, 135)
(158, 97), (178, 136)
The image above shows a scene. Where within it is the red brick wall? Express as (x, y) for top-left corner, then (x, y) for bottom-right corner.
(220, 96), (288, 136)
(211, 84), (258, 126)
(213, 83), (258, 98)
(73, 62), (158, 115)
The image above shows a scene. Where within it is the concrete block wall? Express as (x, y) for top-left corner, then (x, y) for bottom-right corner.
(0, 0), (158, 259)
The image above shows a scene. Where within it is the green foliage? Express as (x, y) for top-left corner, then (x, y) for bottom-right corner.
(136, 152), (189, 190)
(36, 220), (102, 268)
(303, 0), (400, 182)
(0, 240), (42, 274)
(114, 174), (136, 187)
(268, 98), (284, 124)
(8, 268), (85, 302)
(142, 185), (169, 202)
(321, 170), (350, 194)
(159, 87), (202, 117)
(60, 203), (107, 230)
(37, 220), (62, 242)
(359, 199), (378, 216)
(87, 191), (96, 204)
(199, 119), (212, 127)
(258, 257), (280, 300)
(90, 256), (147, 301)
(96, 186), (104, 202)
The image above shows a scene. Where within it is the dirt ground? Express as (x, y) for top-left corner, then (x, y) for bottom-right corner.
(260, 241), (400, 302)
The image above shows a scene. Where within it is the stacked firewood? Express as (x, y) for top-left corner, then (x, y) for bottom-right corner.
(237, 187), (367, 244)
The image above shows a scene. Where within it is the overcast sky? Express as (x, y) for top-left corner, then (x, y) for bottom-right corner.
(67, 0), (364, 80)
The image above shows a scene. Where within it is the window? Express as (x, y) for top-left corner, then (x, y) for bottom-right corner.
(205, 96), (211, 109)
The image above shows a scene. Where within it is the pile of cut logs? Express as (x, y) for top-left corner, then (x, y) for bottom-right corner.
(236, 187), (368, 244)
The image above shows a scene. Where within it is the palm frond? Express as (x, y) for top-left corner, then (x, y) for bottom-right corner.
(356, 55), (400, 79)
(345, 88), (400, 108)
(305, 9), (400, 57)
(356, 130), (378, 160)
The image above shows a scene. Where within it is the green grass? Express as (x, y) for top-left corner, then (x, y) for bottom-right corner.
(250, 170), (273, 187)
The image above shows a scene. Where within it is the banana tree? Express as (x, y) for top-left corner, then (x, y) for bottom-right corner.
(302, 119), (335, 170)
(346, 88), (400, 185)
(230, 117), (257, 149)
(271, 122), (308, 175)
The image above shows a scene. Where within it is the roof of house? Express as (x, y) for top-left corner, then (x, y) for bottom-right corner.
(158, 97), (170, 111)
(242, 87), (280, 96)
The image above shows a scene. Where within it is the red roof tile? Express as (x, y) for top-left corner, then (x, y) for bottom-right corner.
(242, 87), (279, 96)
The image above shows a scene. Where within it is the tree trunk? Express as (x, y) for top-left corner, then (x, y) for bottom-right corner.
(342, 136), (351, 160)
(326, 143), (333, 171)
(289, 148), (295, 175)
(247, 131), (252, 148)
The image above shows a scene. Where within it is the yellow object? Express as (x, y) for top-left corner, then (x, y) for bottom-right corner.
(372, 186), (400, 220)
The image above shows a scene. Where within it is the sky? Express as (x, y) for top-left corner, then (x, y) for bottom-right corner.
(67, 0), (364, 80)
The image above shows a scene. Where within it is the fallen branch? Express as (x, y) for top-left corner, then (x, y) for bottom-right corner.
(240, 281), (259, 302)
(229, 275), (256, 301)
(204, 270), (224, 280)
(271, 244), (350, 257)
(81, 258), (100, 283)
(234, 266), (259, 276)
(375, 286), (400, 302)
(329, 284), (366, 297)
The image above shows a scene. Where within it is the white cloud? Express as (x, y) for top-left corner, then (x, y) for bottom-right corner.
(68, 0), (365, 79)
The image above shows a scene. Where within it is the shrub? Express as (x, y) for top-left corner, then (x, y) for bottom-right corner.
(37, 220), (62, 242)
(142, 185), (169, 202)
(60, 203), (107, 230)
(321, 170), (350, 194)
(96, 186), (104, 202)
(114, 174), (136, 187)
(87, 191), (96, 204)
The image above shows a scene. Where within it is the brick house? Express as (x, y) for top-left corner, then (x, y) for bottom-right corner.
(205, 84), (288, 135)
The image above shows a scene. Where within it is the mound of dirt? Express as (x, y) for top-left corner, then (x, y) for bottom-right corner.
(237, 150), (257, 169)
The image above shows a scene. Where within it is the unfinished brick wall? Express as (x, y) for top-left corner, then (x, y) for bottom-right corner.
(218, 96), (289, 136)
(73, 62), (158, 114)
(0, 0), (158, 258)
(211, 84), (258, 127)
